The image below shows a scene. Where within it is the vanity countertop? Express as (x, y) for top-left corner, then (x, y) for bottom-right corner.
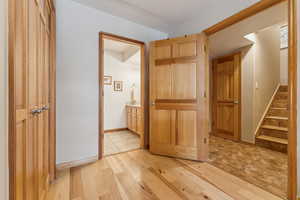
(126, 104), (141, 108)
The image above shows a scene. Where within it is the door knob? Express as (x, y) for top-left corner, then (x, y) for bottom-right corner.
(41, 105), (49, 111)
(151, 101), (155, 106)
(31, 109), (42, 115)
(234, 101), (239, 104)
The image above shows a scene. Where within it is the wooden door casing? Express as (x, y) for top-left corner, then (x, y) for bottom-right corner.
(212, 53), (241, 141)
(149, 33), (209, 161)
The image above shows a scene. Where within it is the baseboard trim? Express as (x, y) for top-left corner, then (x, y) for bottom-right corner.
(56, 156), (98, 171)
(104, 128), (128, 133)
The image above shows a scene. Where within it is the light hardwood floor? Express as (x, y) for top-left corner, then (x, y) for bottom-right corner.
(104, 131), (140, 156)
(45, 150), (283, 200)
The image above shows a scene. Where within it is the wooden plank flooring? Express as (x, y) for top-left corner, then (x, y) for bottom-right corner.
(45, 150), (283, 200)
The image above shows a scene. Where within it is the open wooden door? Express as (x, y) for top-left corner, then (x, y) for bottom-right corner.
(212, 53), (241, 141)
(149, 33), (209, 161)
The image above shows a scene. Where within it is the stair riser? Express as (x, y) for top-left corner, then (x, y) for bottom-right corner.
(256, 138), (287, 153)
(263, 119), (288, 128)
(268, 109), (288, 117)
(271, 102), (288, 108)
(260, 128), (288, 139)
(275, 93), (288, 100)
(278, 87), (288, 92)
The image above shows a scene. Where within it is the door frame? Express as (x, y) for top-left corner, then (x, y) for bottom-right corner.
(204, 0), (297, 199)
(98, 32), (147, 159)
(8, 0), (56, 199)
(211, 52), (241, 142)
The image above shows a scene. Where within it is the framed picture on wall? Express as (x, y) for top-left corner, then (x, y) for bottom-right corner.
(104, 76), (112, 85)
(114, 81), (123, 92)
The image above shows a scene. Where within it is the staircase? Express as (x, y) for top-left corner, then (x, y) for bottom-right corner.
(255, 85), (288, 153)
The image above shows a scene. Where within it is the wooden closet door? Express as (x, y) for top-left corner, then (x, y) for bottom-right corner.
(212, 53), (241, 141)
(9, 0), (29, 199)
(9, 0), (54, 199)
(37, 8), (51, 199)
(149, 33), (209, 161)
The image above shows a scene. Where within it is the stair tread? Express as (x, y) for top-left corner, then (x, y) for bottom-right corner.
(265, 116), (288, 120)
(261, 125), (288, 131)
(277, 91), (288, 94)
(270, 107), (288, 110)
(257, 135), (288, 145)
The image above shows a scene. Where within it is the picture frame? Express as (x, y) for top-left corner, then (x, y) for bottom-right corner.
(114, 81), (123, 92)
(104, 76), (112, 85)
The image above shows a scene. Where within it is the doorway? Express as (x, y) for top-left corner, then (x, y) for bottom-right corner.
(99, 33), (146, 158)
(207, 1), (295, 199)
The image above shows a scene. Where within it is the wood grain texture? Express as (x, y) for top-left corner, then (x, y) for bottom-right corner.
(212, 53), (241, 141)
(45, 150), (282, 200)
(149, 33), (209, 161)
(9, 0), (56, 199)
(204, 0), (287, 35)
(288, 0), (297, 199)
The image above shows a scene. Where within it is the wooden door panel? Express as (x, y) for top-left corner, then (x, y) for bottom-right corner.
(26, 114), (38, 200)
(173, 63), (197, 99)
(150, 33), (209, 161)
(177, 111), (197, 147)
(16, 122), (26, 200)
(216, 103), (234, 133)
(216, 61), (234, 101)
(155, 45), (172, 59)
(173, 41), (197, 57)
(37, 114), (45, 198)
(155, 65), (172, 99)
(151, 110), (174, 145)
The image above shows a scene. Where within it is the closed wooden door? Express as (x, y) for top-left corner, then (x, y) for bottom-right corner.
(149, 33), (209, 161)
(212, 53), (241, 141)
(9, 0), (54, 199)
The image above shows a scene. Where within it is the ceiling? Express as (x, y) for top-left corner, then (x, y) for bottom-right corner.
(104, 39), (138, 53)
(104, 39), (141, 65)
(72, 0), (261, 35)
(209, 2), (288, 58)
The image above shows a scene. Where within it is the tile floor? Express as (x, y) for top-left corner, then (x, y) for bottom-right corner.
(104, 130), (140, 156)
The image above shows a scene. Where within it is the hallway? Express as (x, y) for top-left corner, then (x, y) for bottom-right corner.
(45, 150), (282, 200)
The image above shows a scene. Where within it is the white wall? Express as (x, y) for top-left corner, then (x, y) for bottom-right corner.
(280, 48), (288, 85)
(56, 0), (168, 164)
(241, 46), (255, 143)
(0, 0), (8, 199)
(104, 50), (141, 130)
(253, 26), (281, 135)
